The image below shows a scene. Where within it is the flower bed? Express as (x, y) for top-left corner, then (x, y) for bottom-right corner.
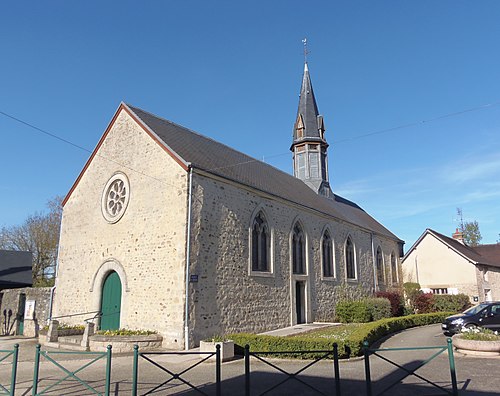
(89, 333), (163, 353)
(452, 327), (500, 356)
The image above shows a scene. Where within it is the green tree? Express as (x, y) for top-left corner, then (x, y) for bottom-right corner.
(456, 208), (482, 247)
(0, 196), (62, 286)
(461, 220), (482, 247)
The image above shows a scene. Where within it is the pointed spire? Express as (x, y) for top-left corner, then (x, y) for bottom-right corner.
(291, 60), (332, 198)
(293, 63), (323, 141)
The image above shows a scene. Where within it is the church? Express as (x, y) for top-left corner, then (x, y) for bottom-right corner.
(52, 63), (403, 349)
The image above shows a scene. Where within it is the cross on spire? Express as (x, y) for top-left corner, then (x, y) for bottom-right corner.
(302, 38), (309, 63)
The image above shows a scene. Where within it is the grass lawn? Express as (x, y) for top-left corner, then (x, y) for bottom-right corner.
(292, 323), (365, 342)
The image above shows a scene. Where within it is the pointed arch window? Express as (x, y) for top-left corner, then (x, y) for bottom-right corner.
(251, 212), (269, 272)
(322, 230), (334, 278)
(292, 224), (306, 274)
(391, 252), (398, 283)
(345, 237), (356, 279)
(376, 247), (384, 284)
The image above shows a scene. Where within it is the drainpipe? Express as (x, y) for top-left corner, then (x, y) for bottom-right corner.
(47, 286), (56, 324)
(371, 233), (378, 292)
(48, 207), (64, 323)
(184, 166), (194, 350)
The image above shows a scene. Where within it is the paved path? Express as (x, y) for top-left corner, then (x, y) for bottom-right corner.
(1, 324), (499, 395)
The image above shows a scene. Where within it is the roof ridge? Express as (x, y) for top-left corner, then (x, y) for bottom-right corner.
(126, 103), (325, 185)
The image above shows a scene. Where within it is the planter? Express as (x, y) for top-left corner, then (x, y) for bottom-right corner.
(452, 335), (500, 356)
(89, 334), (163, 353)
(199, 340), (234, 362)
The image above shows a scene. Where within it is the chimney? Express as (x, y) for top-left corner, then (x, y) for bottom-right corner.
(452, 228), (464, 244)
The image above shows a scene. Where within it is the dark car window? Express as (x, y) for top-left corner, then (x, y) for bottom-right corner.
(464, 303), (490, 315)
(491, 305), (500, 316)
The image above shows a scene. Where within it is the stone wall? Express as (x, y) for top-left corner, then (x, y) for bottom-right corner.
(0, 287), (51, 336)
(476, 265), (500, 302)
(187, 172), (401, 345)
(52, 109), (188, 349)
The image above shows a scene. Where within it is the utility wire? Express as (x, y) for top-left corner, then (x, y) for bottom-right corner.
(1, 100), (500, 177)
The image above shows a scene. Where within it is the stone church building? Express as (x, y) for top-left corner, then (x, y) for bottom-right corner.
(52, 63), (403, 349)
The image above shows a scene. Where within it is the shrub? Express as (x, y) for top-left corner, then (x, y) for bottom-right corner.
(229, 312), (451, 359)
(460, 327), (500, 341)
(414, 293), (435, 313)
(403, 282), (422, 312)
(336, 300), (371, 323)
(376, 291), (404, 316)
(433, 294), (471, 313)
(365, 298), (392, 321)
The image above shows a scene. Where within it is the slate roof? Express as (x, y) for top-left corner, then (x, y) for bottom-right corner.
(126, 104), (401, 243)
(405, 229), (500, 268)
(0, 250), (32, 289)
(293, 63), (322, 140)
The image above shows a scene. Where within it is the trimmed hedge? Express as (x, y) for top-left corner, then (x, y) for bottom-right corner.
(335, 298), (392, 323)
(433, 294), (471, 313)
(335, 300), (371, 323)
(228, 312), (452, 359)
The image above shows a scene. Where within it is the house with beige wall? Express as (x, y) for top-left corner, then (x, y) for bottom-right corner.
(52, 63), (403, 349)
(402, 228), (500, 303)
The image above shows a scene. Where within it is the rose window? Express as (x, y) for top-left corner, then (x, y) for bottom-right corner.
(102, 173), (130, 223)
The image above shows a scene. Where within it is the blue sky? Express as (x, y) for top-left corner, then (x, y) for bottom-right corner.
(1, 1), (500, 248)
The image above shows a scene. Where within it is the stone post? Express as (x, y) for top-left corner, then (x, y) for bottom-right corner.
(81, 322), (95, 350)
(47, 320), (59, 342)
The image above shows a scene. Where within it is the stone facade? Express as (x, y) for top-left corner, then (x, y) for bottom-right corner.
(187, 173), (401, 345)
(53, 104), (402, 350)
(476, 266), (500, 302)
(0, 287), (51, 336)
(53, 111), (188, 349)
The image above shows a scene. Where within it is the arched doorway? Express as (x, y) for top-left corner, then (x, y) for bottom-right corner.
(100, 271), (122, 331)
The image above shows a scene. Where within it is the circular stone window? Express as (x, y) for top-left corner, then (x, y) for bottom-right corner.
(101, 173), (130, 223)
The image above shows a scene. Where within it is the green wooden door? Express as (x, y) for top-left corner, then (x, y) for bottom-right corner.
(100, 272), (122, 331)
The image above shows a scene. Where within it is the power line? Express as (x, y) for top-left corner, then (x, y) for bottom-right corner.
(1, 99), (500, 177)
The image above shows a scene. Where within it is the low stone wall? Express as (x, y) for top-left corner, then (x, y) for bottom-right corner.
(0, 287), (52, 336)
(89, 334), (163, 353)
(453, 335), (500, 356)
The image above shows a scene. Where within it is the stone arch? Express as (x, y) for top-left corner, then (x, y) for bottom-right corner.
(90, 258), (129, 293)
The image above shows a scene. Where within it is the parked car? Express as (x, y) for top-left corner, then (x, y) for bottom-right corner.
(442, 301), (500, 336)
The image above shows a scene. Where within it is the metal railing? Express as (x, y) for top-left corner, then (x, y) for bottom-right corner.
(363, 338), (458, 396)
(244, 343), (341, 396)
(32, 344), (112, 396)
(0, 344), (18, 396)
(132, 344), (221, 396)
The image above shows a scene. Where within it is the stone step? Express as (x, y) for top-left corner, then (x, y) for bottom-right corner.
(58, 335), (83, 345)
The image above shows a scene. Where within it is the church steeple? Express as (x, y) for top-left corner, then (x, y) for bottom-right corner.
(291, 62), (332, 197)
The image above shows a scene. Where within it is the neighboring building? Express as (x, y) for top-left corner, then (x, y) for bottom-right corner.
(0, 250), (32, 290)
(52, 63), (403, 349)
(402, 228), (500, 302)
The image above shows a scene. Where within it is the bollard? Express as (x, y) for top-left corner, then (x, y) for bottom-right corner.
(447, 338), (458, 396)
(333, 343), (341, 396)
(363, 341), (372, 396)
(215, 344), (221, 396)
(244, 344), (250, 396)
